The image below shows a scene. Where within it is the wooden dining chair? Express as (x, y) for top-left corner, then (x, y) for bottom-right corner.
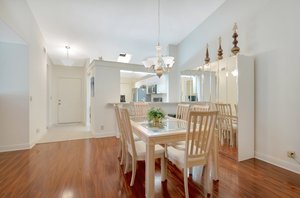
(215, 103), (236, 147)
(119, 107), (166, 186)
(114, 104), (125, 165)
(190, 105), (210, 112)
(114, 105), (140, 167)
(176, 104), (190, 121)
(133, 102), (149, 117)
(176, 104), (209, 146)
(167, 111), (218, 198)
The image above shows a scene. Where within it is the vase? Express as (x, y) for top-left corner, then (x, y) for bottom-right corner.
(153, 118), (162, 127)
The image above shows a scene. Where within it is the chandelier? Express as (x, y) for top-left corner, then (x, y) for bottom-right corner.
(142, 0), (175, 78)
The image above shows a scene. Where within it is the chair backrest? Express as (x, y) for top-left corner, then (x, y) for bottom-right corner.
(114, 104), (124, 135)
(176, 104), (190, 120)
(185, 111), (218, 164)
(215, 103), (233, 130)
(190, 105), (210, 112)
(133, 102), (149, 117)
(119, 107), (137, 157)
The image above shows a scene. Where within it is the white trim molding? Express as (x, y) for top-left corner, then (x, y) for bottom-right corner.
(0, 143), (32, 153)
(93, 131), (116, 139)
(255, 152), (300, 174)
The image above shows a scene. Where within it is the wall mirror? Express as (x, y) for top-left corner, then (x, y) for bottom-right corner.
(180, 56), (239, 160)
(180, 70), (216, 102)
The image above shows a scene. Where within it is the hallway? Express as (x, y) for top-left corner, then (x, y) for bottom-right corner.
(38, 124), (92, 144)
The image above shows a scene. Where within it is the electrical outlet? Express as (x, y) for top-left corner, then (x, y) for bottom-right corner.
(287, 151), (296, 159)
(100, 125), (104, 130)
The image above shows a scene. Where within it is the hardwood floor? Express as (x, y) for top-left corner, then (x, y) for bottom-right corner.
(219, 143), (238, 161)
(0, 137), (299, 198)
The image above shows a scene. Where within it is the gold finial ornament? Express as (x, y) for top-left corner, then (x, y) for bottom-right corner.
(231, 23), (240, 55)
(204, 44), (210, 64)
(217, 37), (223, 60)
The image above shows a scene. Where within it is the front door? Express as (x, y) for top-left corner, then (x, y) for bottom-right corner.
(58, 78), (82, 123)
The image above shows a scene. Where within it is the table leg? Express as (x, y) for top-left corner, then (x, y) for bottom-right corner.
(161, 153), (166, 181)
(146, 143), (155, 198)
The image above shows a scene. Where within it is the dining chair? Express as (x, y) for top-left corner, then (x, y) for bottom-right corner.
(173, 104), (209, 148)
(176, 104), (190, 121)
(114, 104), (125, 165)
(215, 103), (236, 147)
(114, 105), (140, 167)
(119, 107), (166, 186)
(133, 102), (149, 117)
(167, 111), (218, 198)
(190, 105), (210, 112)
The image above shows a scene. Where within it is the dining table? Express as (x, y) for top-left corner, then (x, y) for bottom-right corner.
(130, 116), (219, 198)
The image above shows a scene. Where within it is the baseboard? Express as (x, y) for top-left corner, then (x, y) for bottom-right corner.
(93, 131), (116, 138)
(0, 143), (32, 153)
(255, 152), (300, 174)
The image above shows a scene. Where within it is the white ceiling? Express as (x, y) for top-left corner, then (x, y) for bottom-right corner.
(27, 0), (225, 66)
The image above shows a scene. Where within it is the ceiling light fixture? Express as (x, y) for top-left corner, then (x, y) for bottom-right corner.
(65, 45), (70, 58)
(63, 45), (73, 66)
(142, 0), (175, 78)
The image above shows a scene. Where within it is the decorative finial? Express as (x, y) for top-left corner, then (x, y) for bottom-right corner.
(204, 44), (210, 64)
(231, 23), (240, 55)
(233, 23), (238, 32)
(217, 37), (223, 60)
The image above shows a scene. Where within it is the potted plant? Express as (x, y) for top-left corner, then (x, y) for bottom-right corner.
(147, 107), (166, 126)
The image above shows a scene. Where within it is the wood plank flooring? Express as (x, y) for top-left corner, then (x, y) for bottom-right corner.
(0, 137), (299, 198)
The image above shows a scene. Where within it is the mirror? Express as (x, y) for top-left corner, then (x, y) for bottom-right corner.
(180, 70), (216, 102)
(180, 56), (238, 160)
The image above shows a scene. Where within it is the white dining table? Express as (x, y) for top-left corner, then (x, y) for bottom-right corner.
(130, 116), (219, 198)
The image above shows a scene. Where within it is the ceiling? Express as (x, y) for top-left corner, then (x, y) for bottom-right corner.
(27, 0), (225, 66)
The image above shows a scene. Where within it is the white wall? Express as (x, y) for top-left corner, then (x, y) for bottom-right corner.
(93, 66), (120, 137)
(49, 65), (85, 126)
(0, 0), (47, 146)
(0, 42), (30, 151)
(89, 60), (153, 137)
(177, 0), (300, 173)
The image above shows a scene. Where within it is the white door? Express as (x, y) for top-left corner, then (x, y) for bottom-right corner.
(58, 78), (82, 123)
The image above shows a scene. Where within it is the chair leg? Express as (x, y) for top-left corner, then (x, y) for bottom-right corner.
(203, 165), (212, 197)
(161, 155), (166, 181)
(125, 152), (130, 173)
(230, 130), (234, 147)
(189, 167), (193, 176)
(120, 141), (124, 165)
(118, 139), (122, 158)
(130, 158), (137, 186)
(183, 167), (189, 198)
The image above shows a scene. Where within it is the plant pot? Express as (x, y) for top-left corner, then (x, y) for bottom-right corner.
(152, 118), (162, 127)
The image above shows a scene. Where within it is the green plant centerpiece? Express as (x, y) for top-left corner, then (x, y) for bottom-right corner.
(147, 107), (166, 127)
